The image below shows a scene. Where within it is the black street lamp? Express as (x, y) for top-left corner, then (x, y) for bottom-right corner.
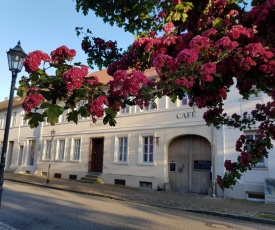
(46, 129), (56, 183)
(0, 41), (27, 207)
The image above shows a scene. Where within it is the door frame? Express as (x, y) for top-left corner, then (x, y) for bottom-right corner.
(88, 137), (104, 173)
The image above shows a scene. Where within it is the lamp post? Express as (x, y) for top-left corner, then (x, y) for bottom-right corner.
(46, 129), (56, 183)
(0, 41), (27, 207)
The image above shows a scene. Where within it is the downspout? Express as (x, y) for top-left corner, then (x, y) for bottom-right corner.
(211, 124), (216, 197)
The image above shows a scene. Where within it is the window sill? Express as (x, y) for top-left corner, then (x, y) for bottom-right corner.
(113, 162), (128, 165)
(138, 162), (156, 167)
(251, 166), (268, 170)
(69, 160), (80, 163)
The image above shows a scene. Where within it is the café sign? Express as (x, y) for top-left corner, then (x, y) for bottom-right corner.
(176, 111), (196, 119)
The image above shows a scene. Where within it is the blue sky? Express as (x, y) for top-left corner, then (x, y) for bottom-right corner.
(0, 0), (134, 100)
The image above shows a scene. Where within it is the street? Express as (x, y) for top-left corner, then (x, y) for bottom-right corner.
(0, 181), (274, 230)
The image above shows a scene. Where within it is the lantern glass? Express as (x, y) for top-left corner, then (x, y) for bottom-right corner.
(7, 41), (27, 73)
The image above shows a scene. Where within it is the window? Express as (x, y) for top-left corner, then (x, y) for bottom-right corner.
(59, 110), (68, 123)
(11, 112), (17, 127)
(2, 115), (6, 128)
(118, 137), (128, 162)
(245, 134), (266, 167)
(144, 101), (156, 111)
(182, 95), (188, 106)
(29, 140), (36, 165)
(57, 139), (65, 160)
(21, 112), (28, 126)
(143, 136), (154, 163)
(44, 140), (52, 160)
(120, 105), (130, 114)
(73, 139), (81, 160)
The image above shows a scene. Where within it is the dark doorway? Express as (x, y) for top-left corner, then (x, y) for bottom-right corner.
(88, 138), (104, 173)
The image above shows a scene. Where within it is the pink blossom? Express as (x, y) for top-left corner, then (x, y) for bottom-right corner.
(87, 96), (109, 122)
(62, 65), (88, 93)
(51, 46), (76, 64)
(22, 94), (45, 113)
(215, 36), (239, 51)
(224, 160), (234, 171)
(176, 49), (198, 65)
(172, 0), (181, 4)
(23, 50), (50, 73)
(227, 25), (254, 40)
(109, 70), (148, 98)
(190, 36), (210, 53)
(239, 152), (252, 166)
(163, 23), (174, 34)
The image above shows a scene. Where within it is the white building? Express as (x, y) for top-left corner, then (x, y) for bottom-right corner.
(0, 68), (274, 202)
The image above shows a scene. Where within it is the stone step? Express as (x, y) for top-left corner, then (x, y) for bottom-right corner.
(78, 175), (104, 184)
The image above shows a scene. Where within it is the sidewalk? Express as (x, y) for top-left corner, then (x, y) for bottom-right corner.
(3, 171), (275, 225)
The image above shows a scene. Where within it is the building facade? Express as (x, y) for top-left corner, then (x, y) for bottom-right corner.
(0, 69), (274, 202)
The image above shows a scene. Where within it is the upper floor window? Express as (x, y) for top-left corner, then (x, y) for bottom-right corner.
(2, 115), (6, 129)
(11, 112), (17, 127)
(120, 105), (130, 114)
(181, 95), (188, 106)
(144, 100), (157, 111)
(245, 134), (266, 168)
(143, 136), (154, 163)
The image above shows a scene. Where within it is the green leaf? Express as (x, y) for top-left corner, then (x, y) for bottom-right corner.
(67, 110), (79, 124)
(25, 112), (44, 128)
(212, 18), (223, 29)
(45, 104), (64, 126)
(40, 102), (51, 109)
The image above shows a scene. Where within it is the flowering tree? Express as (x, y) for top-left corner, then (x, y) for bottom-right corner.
(18, 0), (275, 189)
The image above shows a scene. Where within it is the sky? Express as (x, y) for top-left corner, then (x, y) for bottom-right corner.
(0, 0), (134, 101)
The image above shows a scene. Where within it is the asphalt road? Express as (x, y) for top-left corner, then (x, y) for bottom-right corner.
(0, 181), (274, 230)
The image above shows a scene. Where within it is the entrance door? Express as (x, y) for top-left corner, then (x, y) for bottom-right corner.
(88, 138), (104, 173)
(168, 135), (211, 194)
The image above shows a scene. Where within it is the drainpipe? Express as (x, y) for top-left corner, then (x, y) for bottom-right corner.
(211, 124), (216, 197)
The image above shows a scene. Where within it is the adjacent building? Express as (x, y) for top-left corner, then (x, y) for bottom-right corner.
(0, 68), (274, 202)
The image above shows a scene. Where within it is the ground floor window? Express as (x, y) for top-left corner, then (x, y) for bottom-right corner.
(118, 137), (128, 162)
(44, 140), (51, 160)
(143, 136), (154, 163)
(29, 140), (36, 165)
(73, 138), (81, 160)
(57, 139), (65, 160)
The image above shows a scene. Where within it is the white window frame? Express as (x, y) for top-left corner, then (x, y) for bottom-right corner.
(114, 136), (129, 164)
(144, 99), (158, 111)
(138, 134), (156, 166)
(56, 139), (66, 161)
(21, 111), (28, 126)
(11, 112), (17, 127)
(2, 114), (6, 129)
(28, 140), (36, 165)
(44, 140), (52, 160)
(120, 105), (130, 114)
(70, 138), (81, 161)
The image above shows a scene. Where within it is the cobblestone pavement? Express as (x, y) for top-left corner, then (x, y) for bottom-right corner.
(0, 221), (18, 230)
(3, 171), (275, 226)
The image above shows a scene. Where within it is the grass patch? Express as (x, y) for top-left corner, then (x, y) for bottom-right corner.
(256, 213), (275, 221)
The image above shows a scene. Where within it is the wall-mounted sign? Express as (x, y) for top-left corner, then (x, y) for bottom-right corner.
(176, 111), (196, 119)
(193, 160), (211, 171)
(169, 162), (176, 172)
